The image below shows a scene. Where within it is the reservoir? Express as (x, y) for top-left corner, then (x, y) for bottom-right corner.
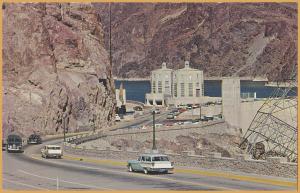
(115, 80), (296, 103)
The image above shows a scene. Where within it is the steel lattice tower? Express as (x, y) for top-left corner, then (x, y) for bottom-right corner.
(240, 69), (297, 162)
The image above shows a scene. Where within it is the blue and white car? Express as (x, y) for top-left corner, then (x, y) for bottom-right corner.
(127, 154), (174, 174)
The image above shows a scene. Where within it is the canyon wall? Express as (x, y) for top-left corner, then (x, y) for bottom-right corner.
(96, 3), (297, 81)
(3, 3), (116, 137)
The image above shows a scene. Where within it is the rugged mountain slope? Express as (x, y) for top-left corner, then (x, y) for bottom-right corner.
(3, 3), (116, 137)
(96, 3), (297, 81)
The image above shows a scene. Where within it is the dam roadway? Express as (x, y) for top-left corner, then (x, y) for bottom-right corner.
(3, 136), (296, 190)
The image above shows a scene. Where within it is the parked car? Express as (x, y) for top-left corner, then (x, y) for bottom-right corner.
(133, 106), (143, 111)
(41, 145), (63, 159)
(6, 134), (23, 153)
(174, 121), (184, 125)
(167, 113), (175, 119)
(127, 154), (174, 174)
(200, 116), (208, 122)
(205, 116), (214, 121)
(27, 134), (42, 144)
(183, 121), (193, 125)
(154, 109), (161, 114)
(155, 123), (163, 128)
(115, 114), (121, 122)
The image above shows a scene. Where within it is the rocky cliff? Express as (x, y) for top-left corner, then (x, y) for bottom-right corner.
(96, 3), (297, 81)
(3, 3), (116, 137)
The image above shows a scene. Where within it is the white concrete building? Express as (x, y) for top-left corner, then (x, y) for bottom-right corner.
(146, 61), (204, 106)
(222, 77), (241, 128)
(116, 83), (126, 107)
(146, 62), (173, 106)
(172, 61), (204, 98)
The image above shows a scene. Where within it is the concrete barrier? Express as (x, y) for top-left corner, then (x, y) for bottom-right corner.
(267, 157), (287, 163)
(63, 143), (297, 179)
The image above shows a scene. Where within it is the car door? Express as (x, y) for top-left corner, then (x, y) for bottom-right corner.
(134, 156), (145, 171)
(135, 156), (144, 171)
(141, 156), (151, 169)
(130, 156), (139, 171)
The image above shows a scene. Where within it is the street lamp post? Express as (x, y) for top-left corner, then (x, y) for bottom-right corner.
(152, 110), (157, 150)
(199, 105), (202, 121)
(63, 116), (66, 142)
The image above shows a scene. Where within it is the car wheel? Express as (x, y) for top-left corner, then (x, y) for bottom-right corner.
(143, 168), (148, 174)
(128, 165), (133, 172)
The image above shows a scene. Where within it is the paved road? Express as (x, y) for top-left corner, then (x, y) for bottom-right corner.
(3, 138), (296, 190)
(111, 109), (170, 131)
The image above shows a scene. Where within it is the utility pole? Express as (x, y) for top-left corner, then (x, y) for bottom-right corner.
(199, 105), (202, 120)
(63, 119), (66, 142)
(109, 3), (112, 69)
(63, 114), (66, 142)
(152, 110), (156, 150)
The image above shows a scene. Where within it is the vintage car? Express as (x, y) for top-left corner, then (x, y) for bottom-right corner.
(127, 154), (174, 174)
(27, 134), (42, 144)
(41, 145), (63, 159)
(115, 114), (121, 122)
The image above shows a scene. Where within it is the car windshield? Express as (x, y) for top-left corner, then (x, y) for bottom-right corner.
(152, 156), (169, 161)
(48, 146), (60, 150)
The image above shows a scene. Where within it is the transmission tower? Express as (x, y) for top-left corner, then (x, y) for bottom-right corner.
(240, 67), (297, 162)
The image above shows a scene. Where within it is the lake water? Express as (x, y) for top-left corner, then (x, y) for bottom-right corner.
(115, 80), (296, 103)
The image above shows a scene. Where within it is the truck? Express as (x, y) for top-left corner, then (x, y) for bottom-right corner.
(6, 134), (23, 153)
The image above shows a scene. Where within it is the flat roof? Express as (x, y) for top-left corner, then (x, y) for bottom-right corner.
(140, 154), (168, 157)
(46, 145), (61, 147)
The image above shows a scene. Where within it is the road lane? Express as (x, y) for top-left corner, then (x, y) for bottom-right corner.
(3, 136), (296, 191)
(30, 152), (294, 191)
(4, 148), (219, 190)
(3, 123), (297, 191)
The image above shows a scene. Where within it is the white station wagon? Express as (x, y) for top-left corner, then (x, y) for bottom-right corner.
(127, 154), (174, 174)
(41, 145), (63, 159)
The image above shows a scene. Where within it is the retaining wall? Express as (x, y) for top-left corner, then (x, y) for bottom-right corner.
(63, 143), (297, 179)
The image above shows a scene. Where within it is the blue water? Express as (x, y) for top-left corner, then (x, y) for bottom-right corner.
(115, 80), (296, 103)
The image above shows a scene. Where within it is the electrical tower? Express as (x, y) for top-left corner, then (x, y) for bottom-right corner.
(240, 68), (297, 162)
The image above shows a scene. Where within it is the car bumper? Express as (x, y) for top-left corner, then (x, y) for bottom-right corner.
(47, 154), (62, 157)
(7, 148), (23, 152)
(147, 168), (174, 172)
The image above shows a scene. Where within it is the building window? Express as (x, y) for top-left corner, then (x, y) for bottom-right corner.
(196, 89), (200, 97)
(152, 81), (156, 93)
(196, 82), (200, 88)
(158, 81), (162, 93)
(165, 81), (170, 94)
(188, 83), (193, 97)
(174, 83), (177, 97)
(180, 83), (185, 97)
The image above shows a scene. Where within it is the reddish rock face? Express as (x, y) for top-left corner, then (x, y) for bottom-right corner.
(3, 3), (116, 137)
(96, 3), (297, 81)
